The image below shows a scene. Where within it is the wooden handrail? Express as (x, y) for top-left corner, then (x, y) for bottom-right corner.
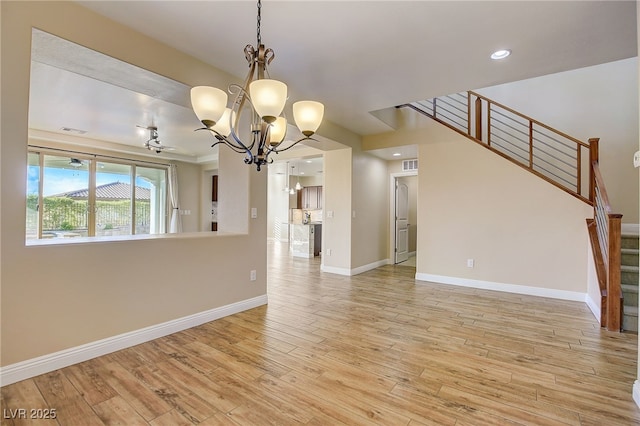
(469, 91), (590, 148)
(592, 155), (623, 331)
(592, 161), (612, 213)
(400, 95), (594, 205)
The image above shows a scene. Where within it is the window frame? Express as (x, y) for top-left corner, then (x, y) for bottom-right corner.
(27, 146), (170, 243)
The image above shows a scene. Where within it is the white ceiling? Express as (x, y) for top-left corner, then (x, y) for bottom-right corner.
(29, 1), (637, 163)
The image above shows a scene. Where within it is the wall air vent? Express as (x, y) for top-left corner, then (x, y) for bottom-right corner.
(402, 159), (418, 171)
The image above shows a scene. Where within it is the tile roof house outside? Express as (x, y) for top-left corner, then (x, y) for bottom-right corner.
(55, 182), (150, 201)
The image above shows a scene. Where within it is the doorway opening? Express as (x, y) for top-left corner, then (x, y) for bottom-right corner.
(391, 173), (417, 266)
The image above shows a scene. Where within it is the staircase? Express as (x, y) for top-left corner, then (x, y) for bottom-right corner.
(401, 91), (625, 331)
(622, 234), (639, 331)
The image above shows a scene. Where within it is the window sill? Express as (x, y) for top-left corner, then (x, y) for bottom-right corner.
(25, 230), (242, 246)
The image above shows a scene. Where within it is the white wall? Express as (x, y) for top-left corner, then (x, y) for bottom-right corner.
(477, 58), (639, 223)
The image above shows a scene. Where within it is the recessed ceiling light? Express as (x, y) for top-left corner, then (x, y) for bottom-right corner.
(491, 49), (511, 60)
(393, 153), (401, 157)
(306, 160), (312, 163)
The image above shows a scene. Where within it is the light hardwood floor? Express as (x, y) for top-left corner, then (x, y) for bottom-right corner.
(2, 240), (640, 425)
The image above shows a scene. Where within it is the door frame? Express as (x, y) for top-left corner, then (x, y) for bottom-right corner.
(389, 171), (417, 264)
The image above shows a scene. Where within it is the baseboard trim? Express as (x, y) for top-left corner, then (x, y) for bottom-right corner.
(415, 273), (586, 302)
(622, 224), (640, 235)
(351, 259), (390, 276)
(633, 380), (640, 409)
(585, 294), (601, 324)
(321, 259), (390, 276)
(0, 294), (268, 386)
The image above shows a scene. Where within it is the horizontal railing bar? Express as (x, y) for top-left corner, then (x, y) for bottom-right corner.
(533, 144), (577, 170)
(414, 101), (433, 111)
(534, 126), (577, 152)
(533, 136), (577, 162)
(437, 111), (467, 127)
(490, 115), (530, 141)
(443, 96), (468, 111)
(470, 91), (590, 148)
(491, 140), (530, 164)
(533, 163), (576, 190)
(490, 107), (529, 128)
(435, 99), (468, 118)
(490, 132), (529, 156)
(532, 152), (577, 180)
(437, 113), (468, 130)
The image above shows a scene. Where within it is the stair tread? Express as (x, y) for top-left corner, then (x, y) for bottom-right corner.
(622, 283), (639, 292)
(622, 265), (639, 272)
(622, 248), (640, 254)
(624, 305), (638, 316)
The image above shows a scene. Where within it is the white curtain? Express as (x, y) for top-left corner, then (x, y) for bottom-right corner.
(168, 163), (182, 233)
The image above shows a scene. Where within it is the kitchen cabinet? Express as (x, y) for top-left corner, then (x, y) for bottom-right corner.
(290, 223), (322, 258)
(300, 186), (323, 209)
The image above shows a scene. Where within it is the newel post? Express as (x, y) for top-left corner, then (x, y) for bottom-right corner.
(474, 97), (482, 141)
(588, 138), (599, 204)
(606, 213), (623, 332)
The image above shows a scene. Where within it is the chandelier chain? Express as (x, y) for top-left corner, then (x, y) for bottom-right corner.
(256, 0), (262, 46)
(190, 0), (324, 171)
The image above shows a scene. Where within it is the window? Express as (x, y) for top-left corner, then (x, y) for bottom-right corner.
(26, 149), (168, 242)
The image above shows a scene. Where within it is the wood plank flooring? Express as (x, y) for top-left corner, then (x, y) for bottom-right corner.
(2, 240), (640, 425)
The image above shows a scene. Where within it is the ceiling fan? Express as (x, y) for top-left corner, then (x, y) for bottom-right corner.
(137, 125), (175, 154)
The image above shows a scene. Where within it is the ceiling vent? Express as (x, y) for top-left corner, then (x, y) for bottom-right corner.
(61, 127), (87, 135)
(402, 159), (418, 171)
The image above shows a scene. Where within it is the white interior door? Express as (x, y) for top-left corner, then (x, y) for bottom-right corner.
(395, 180), (409, 263)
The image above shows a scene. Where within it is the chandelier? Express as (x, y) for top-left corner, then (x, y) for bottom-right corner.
(190, 0), (324, 171)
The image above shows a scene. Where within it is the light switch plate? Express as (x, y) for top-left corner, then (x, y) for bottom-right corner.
(634, 151), (640, 168)
(251, 207), (257, 219)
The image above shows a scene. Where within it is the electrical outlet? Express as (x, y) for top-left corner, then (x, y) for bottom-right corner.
(467, 259), (474, 268)
(250, 270), (257, 281)
(326, 248), (332, 256)
(251, 207), (257, 219)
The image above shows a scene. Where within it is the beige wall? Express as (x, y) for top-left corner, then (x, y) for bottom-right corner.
(1, 1), (266, 365)
(417, 129), (592, 292)
(365, 117), (593, 293)
(477, 58), (639, 223)
(351, 150), (389, 267)
(175, 161), (201, 233)
(322, 149), (353, 271)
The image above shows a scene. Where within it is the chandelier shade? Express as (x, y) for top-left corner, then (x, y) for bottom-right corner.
(293, 101), (325, 137)
(212, 108), (235, 137)
(249, 79), (288, 123)
(190, 0), (324, 171)
(190, 86), (228, 127)
(269, 117), (287, 146)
